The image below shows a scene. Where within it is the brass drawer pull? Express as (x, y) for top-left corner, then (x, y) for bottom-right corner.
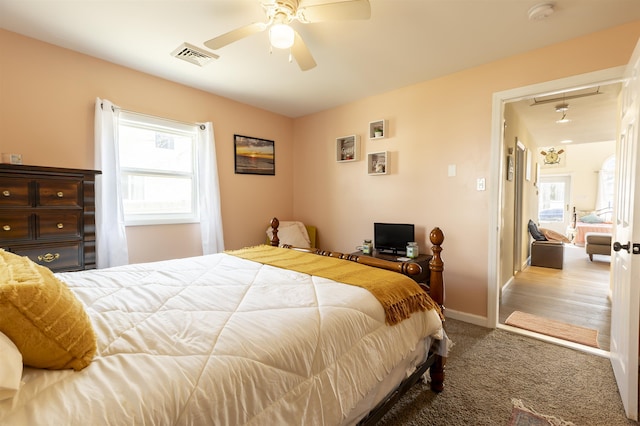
(2, 190), (9, 197)
(56, 191), (64, 198)
(2, 225), (10, 231)
(38, 253), (60, 263)
(57, 223), (64, 229)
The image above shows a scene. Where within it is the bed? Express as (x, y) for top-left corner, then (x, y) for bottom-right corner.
(0, 218), (447, 425)
(571, 207), (613, 246)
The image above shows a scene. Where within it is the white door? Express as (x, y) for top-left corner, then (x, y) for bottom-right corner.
(611, 38), (640, 421)
(538, 175), (571, 235)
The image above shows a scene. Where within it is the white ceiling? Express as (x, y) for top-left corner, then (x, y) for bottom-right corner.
(509, 83), (622, 147)
(1, 0), (640, 146)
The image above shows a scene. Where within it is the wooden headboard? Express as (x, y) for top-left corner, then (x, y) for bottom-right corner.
(268, 217), (445, 309)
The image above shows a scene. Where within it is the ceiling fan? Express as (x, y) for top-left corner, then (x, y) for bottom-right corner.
(203, 0), (371, 71)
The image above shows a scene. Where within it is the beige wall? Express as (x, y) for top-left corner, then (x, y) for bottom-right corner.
(502, 103), (539, 284)
(2, 21), (640, 319)
(0, 29), (295, 263)
(293, 21), (640, 318)
(540, 141), (617, 212)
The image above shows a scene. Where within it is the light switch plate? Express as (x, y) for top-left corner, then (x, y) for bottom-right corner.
(1, 153), (23, 165)
(477, 177), (486, 191)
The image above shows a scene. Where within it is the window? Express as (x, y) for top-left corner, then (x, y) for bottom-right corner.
(118, 112), (199, 225)
(596, 155), (615, 216)
(538, 176), (571, 223)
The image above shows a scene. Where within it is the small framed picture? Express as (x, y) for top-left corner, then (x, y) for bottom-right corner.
(506, 155), (514, 181)
(336, 135), (359, 162)
(234, 134), (275, 175)
(369, 119), (386, 139)
(368, 151), (388, 175)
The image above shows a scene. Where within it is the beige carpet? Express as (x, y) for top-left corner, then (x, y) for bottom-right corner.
(505, 311), (600, 348)
(378, 319), (631, 426)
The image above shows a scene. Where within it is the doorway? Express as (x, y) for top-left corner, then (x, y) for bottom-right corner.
(538, 175), (572, 235)
(488, 66), (626, 354)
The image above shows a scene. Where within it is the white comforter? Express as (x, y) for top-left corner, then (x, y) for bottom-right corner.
(1, 253), (443, 426)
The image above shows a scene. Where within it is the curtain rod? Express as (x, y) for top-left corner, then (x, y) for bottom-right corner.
(100, 102), (206, 130)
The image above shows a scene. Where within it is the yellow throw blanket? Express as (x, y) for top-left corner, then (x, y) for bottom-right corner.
(226, 245), (440, 325)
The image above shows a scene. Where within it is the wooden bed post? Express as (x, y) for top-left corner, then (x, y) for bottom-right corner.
(427, 227), (446, 393)
(270, 217), (280, 247)
(428, 227), (445, 311)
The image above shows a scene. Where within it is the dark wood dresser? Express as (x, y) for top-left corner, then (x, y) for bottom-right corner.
(0, 164), (100, 272)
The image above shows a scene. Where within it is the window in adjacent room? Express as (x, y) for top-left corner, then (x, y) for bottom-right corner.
(118, 112), (199, 225)
(538, 175), (571, 224)
(595, 154), (615, 219)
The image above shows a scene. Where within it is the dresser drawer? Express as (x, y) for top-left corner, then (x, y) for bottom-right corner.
(0, 213), (32, 242)
(37, 180), (81, 207)
(0, 179), (30, 207)
(37, 212), (82, 239)
(9, 242), (83, 272)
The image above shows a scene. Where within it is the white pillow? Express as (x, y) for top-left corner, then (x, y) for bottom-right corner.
(0, 331), (22, 401)
(266, 221), (311, 248)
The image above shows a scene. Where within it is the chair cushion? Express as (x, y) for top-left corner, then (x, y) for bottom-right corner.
(539, 228), (571, 243)
(585, 233), (612, 245)
(528, 220), (547, 241)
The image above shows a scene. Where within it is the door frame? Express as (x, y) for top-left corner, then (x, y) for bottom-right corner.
(487, 66), (626, 328)
(513, 140), (525, 274)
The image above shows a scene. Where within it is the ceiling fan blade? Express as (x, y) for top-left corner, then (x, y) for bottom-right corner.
(297, 0), (371, 23)
(291, 30), (316, 71)
(204, 22), (267, 50)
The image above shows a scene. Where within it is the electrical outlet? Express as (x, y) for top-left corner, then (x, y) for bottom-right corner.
(477, 178), (486, 191)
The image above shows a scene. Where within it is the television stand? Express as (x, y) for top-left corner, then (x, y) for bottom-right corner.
(351, 250), (432, 285)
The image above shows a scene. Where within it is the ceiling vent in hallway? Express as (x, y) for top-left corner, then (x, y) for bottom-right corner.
(172, 43), (218, 66)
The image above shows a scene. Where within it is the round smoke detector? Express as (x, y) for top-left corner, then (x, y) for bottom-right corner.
(528, 3), (555, 21)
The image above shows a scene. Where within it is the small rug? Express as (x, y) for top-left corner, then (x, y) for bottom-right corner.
(505, 311), (599, 348)
(509, 399), (575, 426)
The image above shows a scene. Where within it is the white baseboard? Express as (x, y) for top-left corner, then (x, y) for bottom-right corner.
(502, 275), (514, 292)
(444, 309), (490, 327)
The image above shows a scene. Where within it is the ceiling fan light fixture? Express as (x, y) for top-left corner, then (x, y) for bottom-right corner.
(269, 23), (295, 49)
(528, 3), (554, 21)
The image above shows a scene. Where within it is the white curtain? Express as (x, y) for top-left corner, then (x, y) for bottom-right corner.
(595, 154), (616, 213)
(197, 122), (225, 254)
(94, 98), (129, 268)
(595, 170), (608, 211)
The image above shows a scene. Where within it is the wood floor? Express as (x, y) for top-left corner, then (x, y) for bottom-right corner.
(499, 244), (612, 351)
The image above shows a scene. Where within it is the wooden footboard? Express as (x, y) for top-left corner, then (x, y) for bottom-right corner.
(269, 217), (445, 309)
(269, 217), (446, 402)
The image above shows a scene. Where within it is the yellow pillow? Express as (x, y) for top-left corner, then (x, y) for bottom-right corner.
(0, 249), (96, 370)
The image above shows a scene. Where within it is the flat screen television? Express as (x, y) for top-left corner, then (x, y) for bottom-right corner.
(374, 223), (415, 254)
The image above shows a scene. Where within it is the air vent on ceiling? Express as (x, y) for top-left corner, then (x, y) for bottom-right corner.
(171, 43), (218, 67)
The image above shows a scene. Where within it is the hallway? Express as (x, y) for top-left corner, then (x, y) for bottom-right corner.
(499, 244), (611, 351)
